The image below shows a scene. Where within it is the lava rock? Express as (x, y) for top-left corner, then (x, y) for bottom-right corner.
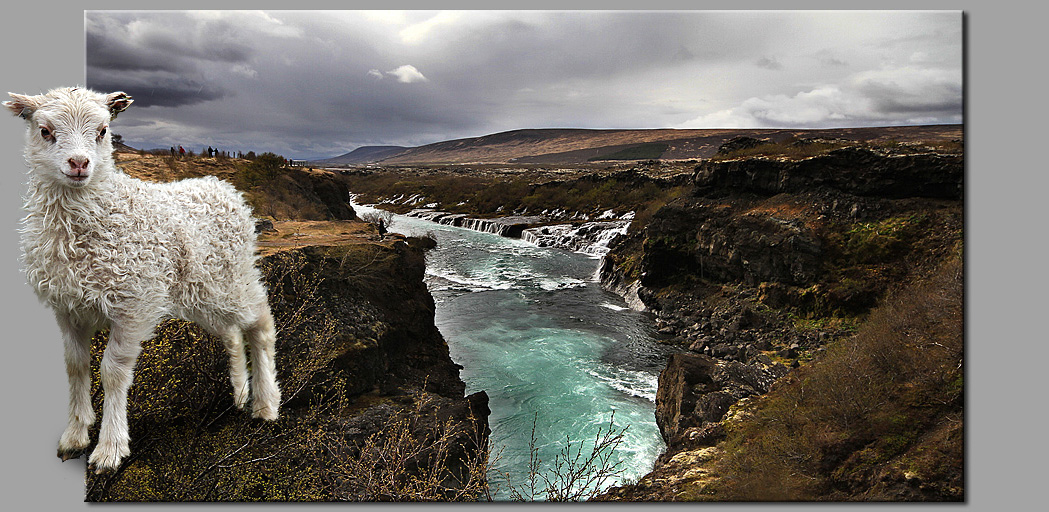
(655, 353), (789, 443)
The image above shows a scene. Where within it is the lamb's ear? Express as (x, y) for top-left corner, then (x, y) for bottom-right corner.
(105, 92), (133, 118)
(4, 93), (44, 119)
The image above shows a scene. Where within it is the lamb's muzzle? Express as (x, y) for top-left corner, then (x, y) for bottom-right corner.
(5, 86), (281, 474)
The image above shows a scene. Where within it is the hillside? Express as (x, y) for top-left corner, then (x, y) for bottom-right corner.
(316, 145), (410, 165)
(321, 125), (962, 166)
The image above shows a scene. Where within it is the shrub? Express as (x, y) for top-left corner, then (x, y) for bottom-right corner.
(359, 210), (394, 233)
(323, 392), (491, 501)
(341, 170), (687, 221)
(498, 412), (629, 502)
(711, 138), (850, 161)
(234, 152), (286, 190)
(708, 253), (963, 501)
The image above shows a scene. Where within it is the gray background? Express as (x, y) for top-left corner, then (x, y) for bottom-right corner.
(0, 1), (1039, 511)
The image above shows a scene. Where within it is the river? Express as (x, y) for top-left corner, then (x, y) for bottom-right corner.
(353, 203), (672, 499)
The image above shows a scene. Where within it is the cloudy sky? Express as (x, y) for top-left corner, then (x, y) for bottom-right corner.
(85, 10), (962, 160)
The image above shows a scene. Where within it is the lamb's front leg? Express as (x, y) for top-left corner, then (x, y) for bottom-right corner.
(87, 323), (145, 474)
(56, 313), (96, 461)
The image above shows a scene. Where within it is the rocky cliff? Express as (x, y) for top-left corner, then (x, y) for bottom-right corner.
(596, 144), (963, 501)
(83, 236), (489, 501)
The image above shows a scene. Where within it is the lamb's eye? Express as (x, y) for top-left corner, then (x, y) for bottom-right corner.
(99, 127), (108, 138)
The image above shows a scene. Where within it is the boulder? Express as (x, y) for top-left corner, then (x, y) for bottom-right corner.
(655, 353), (788, 443)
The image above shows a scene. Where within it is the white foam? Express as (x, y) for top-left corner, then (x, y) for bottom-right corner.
(585, 364), (659, 402)
(425, 268), (513, 292)
(537, 276), (587, 291)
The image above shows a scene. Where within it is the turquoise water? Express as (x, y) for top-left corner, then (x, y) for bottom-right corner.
(354, 204), (672, 499)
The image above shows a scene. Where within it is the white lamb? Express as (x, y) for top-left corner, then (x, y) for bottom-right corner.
(5, 87), (280, 473)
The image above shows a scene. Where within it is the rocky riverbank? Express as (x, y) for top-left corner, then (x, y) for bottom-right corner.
(595, 142), (964, 500)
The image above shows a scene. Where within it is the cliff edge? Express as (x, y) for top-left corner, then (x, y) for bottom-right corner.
(596, 142), (963, 501)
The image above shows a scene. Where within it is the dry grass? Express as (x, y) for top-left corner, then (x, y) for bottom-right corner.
(115, 152), (238, 182)
(116, 152), (352, 222)
(255, 220), (381, 257)
(705, 252), (963, 501)
(323, 392), (491, 501)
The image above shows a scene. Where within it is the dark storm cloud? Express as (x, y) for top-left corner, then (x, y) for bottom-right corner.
(86, 11), (255, 72)
(87, 73), (230, 108)
(86, 11), (259, 108)
(84, 10), (962, 160)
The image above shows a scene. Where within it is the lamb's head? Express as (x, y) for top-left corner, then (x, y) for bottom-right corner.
(5, 87), (132, 188)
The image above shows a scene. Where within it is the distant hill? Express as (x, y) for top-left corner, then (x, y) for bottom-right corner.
(313, 145), (409, 165)
(318, 125), (961, 166)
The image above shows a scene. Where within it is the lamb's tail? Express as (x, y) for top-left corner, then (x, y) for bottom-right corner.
(246, 306), (280, 420)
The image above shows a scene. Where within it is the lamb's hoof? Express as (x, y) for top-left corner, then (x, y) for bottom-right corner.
(87, 462), (118, 476)
(251, 405), (279, 421)
(233, 388), (250, 410)
(58, 448), (84, 461)
(87, 445), (128, 475)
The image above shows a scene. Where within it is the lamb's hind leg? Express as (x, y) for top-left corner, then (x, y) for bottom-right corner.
(218, 327), (250, 410)
(56, 313), (96, 461)
(88, 322), (147, 474)
(245, 307), (280, 421)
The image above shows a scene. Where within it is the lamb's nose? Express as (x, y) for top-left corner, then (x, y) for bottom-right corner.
(68, 157), (89, 172)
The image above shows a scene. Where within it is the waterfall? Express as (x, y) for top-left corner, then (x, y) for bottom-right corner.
(521, 220), (630, 257)
(405, 209), (546, 237)
(400, 207), (631, 257)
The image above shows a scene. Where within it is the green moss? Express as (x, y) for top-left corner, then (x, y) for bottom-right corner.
(789, 313), (859, 334)
(840, 213), (927, 265)
(587, 143), (669, 161)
